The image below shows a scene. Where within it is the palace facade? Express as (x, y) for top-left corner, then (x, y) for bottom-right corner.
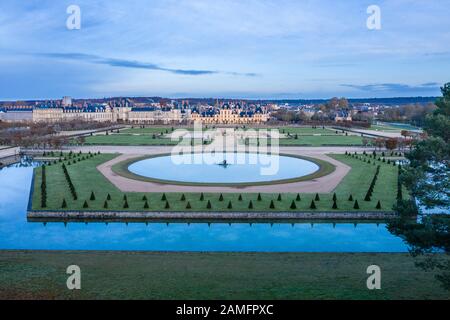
(190, 104), (269, 124)
(32, 105), (187, 124)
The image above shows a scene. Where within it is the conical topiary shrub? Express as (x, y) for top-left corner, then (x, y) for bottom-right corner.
(376, 201), (382, 210)
(186, 202), (191, 209)
(353, 200), (360, 210)
(123, 195), (127, 201)
(310, 200), (317, 209)
(277, 194), (282, 201)
(206, 200), (212, 209)
(219, 194), (224, 201)
(348, 194), (353, 201)
(315, 193), (320, 201)
(107, 194), (111, 201)
(61, 199), (67, 208)
(248, 201), (253, 209)
(123, 200), (129, 209)
(238, 194), (243, 201)
(180, 194), (186, 201)
(332, 193), (337, 202)
(290, 200), (297, 210)
(269, 200), (275, 209)
(83, 200), (89, 208)
(296, 194), (301, 201)
(142, 195), (148, 201)
(364, 194), (371, 201)
(227, 201), (233, 209)
(144, 201), (149, 209)
(200, 193), (204, 201)
(165, 201), (170, 209)
(257, 193), (262, 201)
(90, 191), (95, 201)
(104, 201), (108, 209)
(332, 200), (338, 210)
(161, 193), (167, 201)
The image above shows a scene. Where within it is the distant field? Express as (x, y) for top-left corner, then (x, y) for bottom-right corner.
(371, 122), (422, 132)
(0, 251), (447, 300)
(279, 135), (365, 146)
(82, 134), (180, 146)
(76, 126), (368, 146)
(31, 152), (401, 213)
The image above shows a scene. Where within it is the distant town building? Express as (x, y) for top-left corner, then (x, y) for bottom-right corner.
(62, 96), (73, 107)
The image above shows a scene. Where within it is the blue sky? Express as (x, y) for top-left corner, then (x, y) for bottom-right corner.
(0, 0), (449, 100)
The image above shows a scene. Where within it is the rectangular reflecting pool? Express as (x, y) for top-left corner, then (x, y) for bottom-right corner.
(0, 159), (410, 252)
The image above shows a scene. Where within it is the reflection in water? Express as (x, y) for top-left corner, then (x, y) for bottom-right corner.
(0, 158), (409, 252)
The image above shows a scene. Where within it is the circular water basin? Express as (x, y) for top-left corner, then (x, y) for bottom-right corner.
(127, 152), (322, 185)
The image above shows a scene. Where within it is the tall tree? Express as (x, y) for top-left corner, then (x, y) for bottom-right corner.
(388, 83), (450, 290)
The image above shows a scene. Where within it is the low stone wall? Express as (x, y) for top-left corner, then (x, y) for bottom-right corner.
(28, 210), (397, 221)
(0, 146), (20, 160)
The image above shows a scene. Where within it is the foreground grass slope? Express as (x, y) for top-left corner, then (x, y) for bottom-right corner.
(0, 251), (447, 300)
(31, 152), (400, 212)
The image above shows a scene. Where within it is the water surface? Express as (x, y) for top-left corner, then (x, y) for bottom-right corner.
(0, 160), (409, 252)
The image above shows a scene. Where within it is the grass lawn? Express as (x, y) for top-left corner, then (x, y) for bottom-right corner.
(82, 134), (180, 146)
(79, 126), (367, 146)
(279, 135), (365, 146)
(279, 126), (341, 135)
(0, 250), (447, 300)
(32, 151), (400, 213)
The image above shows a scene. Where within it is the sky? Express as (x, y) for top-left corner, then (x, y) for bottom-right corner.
(0, 0), (449, 100)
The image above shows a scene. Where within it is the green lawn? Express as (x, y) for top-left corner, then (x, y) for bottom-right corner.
(279, 126), (341, 135)
(0, 251), (447, 300)
(279, 135), (365, 146)
(82, 134), (180, 146)
(78, 126), (367, 146)
(32, 152), (400, 213)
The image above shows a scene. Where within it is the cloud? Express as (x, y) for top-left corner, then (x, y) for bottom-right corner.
(340, 83), (441, 93)
(34, 52), (258, 77)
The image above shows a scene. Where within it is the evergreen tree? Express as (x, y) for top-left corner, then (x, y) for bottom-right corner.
(161, 193), (167, 201)
(277, 194), (282, 201)
(227, 201), (233, 209)
(61, 199), (67, 208)
(353, 200), (360, 209)
(296, 194), (301, 201)
(104, 201), (108, 209)
(200, 193), (204, 201)
(290, 200), (297, 210)
(257, 193), (262, 201)
(219, 194), (224, 201)
(186, 202), (192, 209)
(144, 201), (149, 209)
(248, 201), (253, 209)
(107, 194), (111, 201)
(332, 193), (337, 202)
(83, 200), (89, 208)
(206, 200), (212, 209)
(165, 201), (170, 209)
(332, 200), (338, 210)
(238, 194), (243, 201)
(180, 194), (186, 201)
(376, 201), (382, 210)
(315, 193), (320, 201)
(123, 200), (129, 209)
(348, 194), (353, 201)
(269, 200), (275, 209)
(90, 191), (95, 201)
(310, 200), (317, 209)
(142, 195), (148, 201)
